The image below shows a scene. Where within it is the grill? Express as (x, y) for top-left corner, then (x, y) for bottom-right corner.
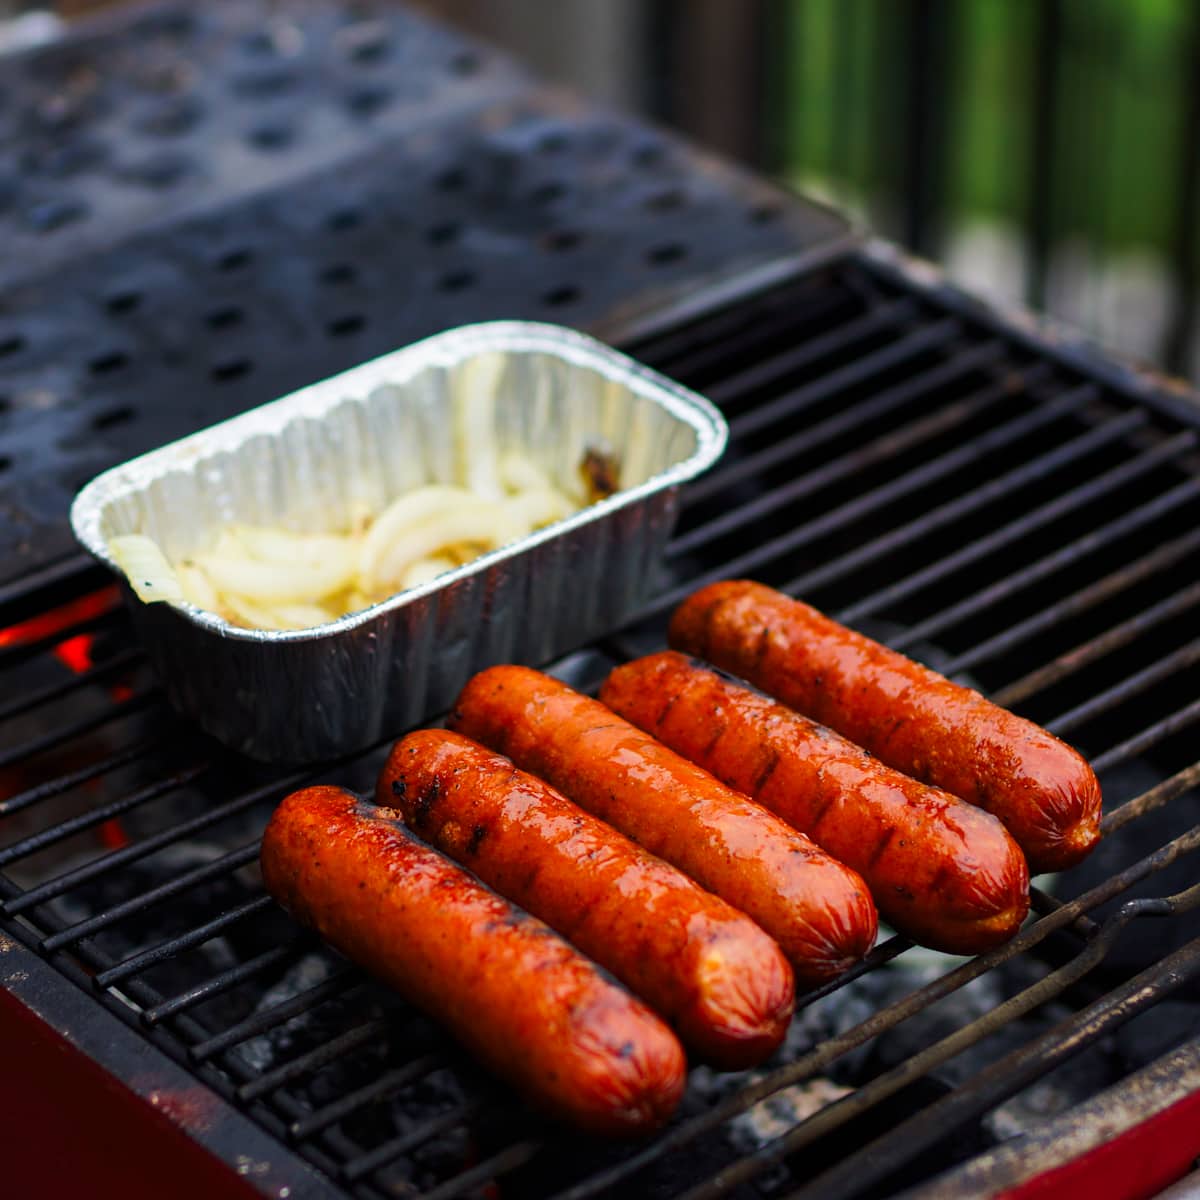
(3, 5), (1200, 1200)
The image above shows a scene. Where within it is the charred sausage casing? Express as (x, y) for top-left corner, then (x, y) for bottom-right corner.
(260, 785), (686, 1135)
(669, 580), (1101, 874)
(378, 729), (795, 1068)
(447, 666), (878, 984)
(601, 652), (1030, 955)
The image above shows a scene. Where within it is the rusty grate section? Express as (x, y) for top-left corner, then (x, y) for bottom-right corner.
(1, 256), (1199, 1199)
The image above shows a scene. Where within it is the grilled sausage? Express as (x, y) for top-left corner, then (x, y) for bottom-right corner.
(669, 581), (1102, 874)
(260, 785), (686, 1135)
(447, 666), (877, 983)
(601, 653), (1030, 954)
(377, 729), (795, 1068)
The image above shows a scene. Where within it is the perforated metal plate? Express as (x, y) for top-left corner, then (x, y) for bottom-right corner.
(0, 3), (854, 587)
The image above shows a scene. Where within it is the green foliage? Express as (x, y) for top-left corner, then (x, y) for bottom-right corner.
(784, 0), (1191, 252)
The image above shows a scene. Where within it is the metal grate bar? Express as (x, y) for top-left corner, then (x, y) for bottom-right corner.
(418, 1142), (542, 1200)
(0, 737), (165, 817)
(0, 764), (208, 873)
(1029, 887), (1100, 940)
(795, 935), (912, 1009)
(682, 886), (1200, 1200)
(93, 894), (275, 989)
(1103, 760), (1200, 835)
(682, 340), (1032, 508)
(705, 299), (921, 406)
(780, 908), (1200, 1200)
(807, 422), (1188, 616)
(142, 941), (305, 1026)
(1091, 698), (1200, 777)
(642, 383), (1104, 624)
(728, 318), (962, 440)
(1043, 640), (1200, 736)
(548, 825), (1200, 1200)
(238, 1017), (391, 1103)
(188, 970), (362, 1063)
(0, 688), (163, 771)
(672, 345), (1014, 551)
(640, 289), (897, 384)
(39, 841), (261, 951)
(2, 776), (297, 914)
(877, 477), (1200, 655)
(1000, 590), (1200, 711)
(289, 1054), (445, 1143)
(0, 647), (144, 723)
(938, 509), (1200, 676)
(343, 1101), (485, 1183)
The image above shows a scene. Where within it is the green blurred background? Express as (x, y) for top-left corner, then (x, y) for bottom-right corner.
(425, 0), (1200, 380)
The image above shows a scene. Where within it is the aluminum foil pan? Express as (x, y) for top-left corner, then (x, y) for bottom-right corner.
(71, 322), (727, 762)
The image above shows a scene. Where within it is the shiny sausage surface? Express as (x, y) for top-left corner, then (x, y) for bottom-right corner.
(601, 653), (1030, 954)
(669, 580), (1101, 874)
(260, 785), (686, 1135)
(378, 729), (795, 1068)
(448, 666), (877, 983)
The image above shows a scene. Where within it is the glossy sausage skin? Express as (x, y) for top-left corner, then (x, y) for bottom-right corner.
(448, 666), (878, 983)
(260, 785), (686, 1135)
(669, 581), (1102, 874)
(378, 730), (795, 1068)
(601, 653), (1030, 954)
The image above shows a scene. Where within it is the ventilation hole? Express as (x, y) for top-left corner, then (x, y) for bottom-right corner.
(632, 142), (666, 167)
(206, 306), (243, 330)
(231, 69), (297, 99)
(216, 248), (253, 272)
(115, 153), (190, 189)
(542, 285), (580, 307)
(248, 124), (294, 151)
(450, 50), (481, 76)
(319, 263), (357, 285)
(645, 187), (685, 213)
(328, 314), (366, 337)
(135, 96), (201, 136)
(434, 166), (467, 192)
(92, 405), (135, 431)
(242, 29), (279, 55)
(212, 358), (252, 382)
(24, 198), (87, 232)
(531, 181), (566, 206)
(0, 456), (11, 473)
(347, 85), (391, 117)
(0, 395), (10, 414)
(106, 291), (141, 315)
(538, 131), (569, 155)
(347, 32), (390, 63)
(542, 229), (583, 252)
(646, 243), (688, 267)
(749, 203), (782, 225)
(327, 208), (361, 232)
(0, 335), (26, 358)
(427, 221), (460, 246)
(89, 351), (130, 375)
(438, 269), (476, 293)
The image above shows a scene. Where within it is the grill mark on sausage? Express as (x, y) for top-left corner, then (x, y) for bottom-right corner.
(867, 825), (895, 868)
(753, 748), (781, 794)
(411, 776), (441, 828)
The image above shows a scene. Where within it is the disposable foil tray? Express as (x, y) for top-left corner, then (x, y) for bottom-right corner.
(70, 322), (727, 762)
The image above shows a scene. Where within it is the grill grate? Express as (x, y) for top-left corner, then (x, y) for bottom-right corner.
(2, 255), (1200, 1200)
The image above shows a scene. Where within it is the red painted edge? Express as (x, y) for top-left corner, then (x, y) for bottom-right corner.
(0, 983), (268, 1200)
(995, 1087), (1200, 1200)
